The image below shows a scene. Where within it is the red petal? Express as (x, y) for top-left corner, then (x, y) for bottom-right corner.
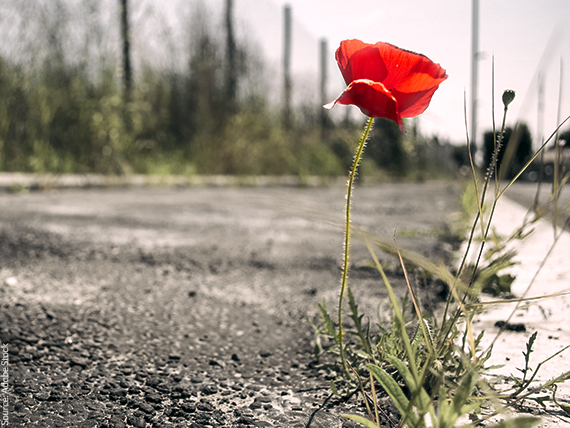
(335, 39), (388, 85)
(392, 69), (447, 117)
(394, 85), (441, 118)
(326, 79), (404, 130)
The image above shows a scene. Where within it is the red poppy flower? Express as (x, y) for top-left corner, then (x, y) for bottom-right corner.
(324, 39), (448, 131)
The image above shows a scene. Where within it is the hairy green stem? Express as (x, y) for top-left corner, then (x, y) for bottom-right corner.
(338, 117), (374, 376)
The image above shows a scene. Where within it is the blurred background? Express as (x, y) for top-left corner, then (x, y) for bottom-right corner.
(0, 0), (568, 180)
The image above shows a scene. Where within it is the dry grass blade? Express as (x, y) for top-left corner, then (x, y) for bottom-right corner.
(394, 238), (435, 358)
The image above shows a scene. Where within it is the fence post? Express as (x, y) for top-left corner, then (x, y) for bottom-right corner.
(320, 37), (328, 135)
(282, 4), (292, 129)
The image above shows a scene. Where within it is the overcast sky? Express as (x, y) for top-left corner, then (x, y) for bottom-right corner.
(232, 0), (570, 146)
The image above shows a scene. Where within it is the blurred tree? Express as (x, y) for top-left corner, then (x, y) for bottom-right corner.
(120, 0), (132, 103)
(483, 122), (532, 179)
(366, 118), (407, 177)
(451, 144), (471, 169)
(0, 59), (30, 171)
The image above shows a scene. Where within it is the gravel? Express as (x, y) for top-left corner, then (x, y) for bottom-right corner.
(0, 182), (462, 427)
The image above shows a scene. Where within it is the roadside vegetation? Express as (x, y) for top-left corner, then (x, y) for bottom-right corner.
(316, 61), (570, 427)
(0, 0), (480, 180)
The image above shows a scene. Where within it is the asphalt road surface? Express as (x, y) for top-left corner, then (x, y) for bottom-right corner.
(0, 182), (464, 427)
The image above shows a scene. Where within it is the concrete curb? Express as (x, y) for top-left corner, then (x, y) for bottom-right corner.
(0, 173), (347, 192)
(470, 197), (570, 401)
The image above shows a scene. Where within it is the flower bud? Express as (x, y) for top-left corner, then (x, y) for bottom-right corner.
(502, 90), (515, 108)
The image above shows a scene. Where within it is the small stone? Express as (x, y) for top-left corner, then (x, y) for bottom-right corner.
(145, 392), (162, 403)
(173, 385), (192, 398)
(21, 335), (40, 344)
(70, 356), (90, 368)
(180, 402), (196, 413)
(128, 385), (141, 394)
(249, 401), (262, 410)
(494, 320), (526, 332)
(155, 383), (171, 393)
(120, 366), (133, 375)
(4, 277), (17, 286)
(138, 402), (155, 414)
(235, 416), (254, 425)
(126, 415), (145, 428)
(200, 384), (218, 395)
(209, 359), (225, 368)
(196, 401), (214, 412)
(109, 389), (127, 401)
(107, 416), (126, 428)
(35, 390), (51, 401)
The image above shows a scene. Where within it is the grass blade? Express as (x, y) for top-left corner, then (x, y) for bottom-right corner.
(367, 364), (420, 427)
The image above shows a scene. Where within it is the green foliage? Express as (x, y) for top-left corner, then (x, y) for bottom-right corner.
(0, 51), (353, 176)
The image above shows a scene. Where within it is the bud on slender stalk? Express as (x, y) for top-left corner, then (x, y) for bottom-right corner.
(502, 89), (515, 108)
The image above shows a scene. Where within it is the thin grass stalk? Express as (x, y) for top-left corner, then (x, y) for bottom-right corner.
(338, 117), (374, 376)
(492, 57), (500, 198)
(369, 369), (380, 426)
(552, 58), (564, 236)
(466, 289), (570, 308)
(394, 241), (435, 358)
(352, 363), (376, 423)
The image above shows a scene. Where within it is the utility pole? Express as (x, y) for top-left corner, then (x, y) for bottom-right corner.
(534, 72), (545, 207)
(282, 4), (292, 129)
(470, 0), (479, 159)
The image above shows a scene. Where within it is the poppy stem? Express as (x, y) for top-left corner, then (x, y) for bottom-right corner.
(338, 116), (374, 377)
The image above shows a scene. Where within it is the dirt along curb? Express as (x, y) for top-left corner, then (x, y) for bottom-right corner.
(0, 180), (462, 427)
